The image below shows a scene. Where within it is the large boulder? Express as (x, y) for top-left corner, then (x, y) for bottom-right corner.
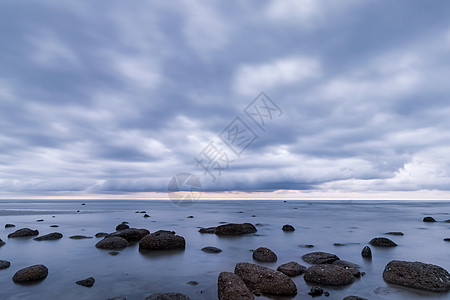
(234, 262), (297, 296)
(215, 223), (257, 236)
(34, 232), (63, 241)
(252, 247), (277, 262)
(218, 272), (254, 300)
(139, 230), (185, 250)
(304, 264), (355, 286)
(95, 237), (129, 249)
(12, 265), (48, 283)
(106, 228), (150, 242)
(144, 293), (190, 300)
(301, 251), (340, 264)
(383, 260), (450, 292)
(8, 228), (39, 238)
(277, 262), (307, 277)
(369, 237), (397, 247)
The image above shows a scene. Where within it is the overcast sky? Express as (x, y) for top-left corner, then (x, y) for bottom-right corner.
(1, 0), (450, 199)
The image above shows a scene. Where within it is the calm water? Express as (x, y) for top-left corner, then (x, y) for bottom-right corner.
(1, 200), (450, 300)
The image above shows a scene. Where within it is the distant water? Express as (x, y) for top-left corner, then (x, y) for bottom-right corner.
(1, 200), (450, 300)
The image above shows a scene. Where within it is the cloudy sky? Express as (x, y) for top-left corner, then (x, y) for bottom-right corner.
(1, 0), (450, 200)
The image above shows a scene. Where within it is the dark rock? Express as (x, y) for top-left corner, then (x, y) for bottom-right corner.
(299, 244), (315, 248)
(199, 227), (216, 234)
(234, 262), (297, 296)
(277, 262), (307, 277)
(369, 237), (397, 247)
(139, 230), (185, 250)
(34, 232), (63, 241)
(324, 291), (329, 296)
(106, 228), (150, 242)
(444, 238), (450, 242)
(76, 277), (95, 287)
(302, 251), (340, 264)
(444, 219), (450, 223)
(108, 251), (120, 256)
(201, 246), (222, 253)
(50, 225), (59, 228)
(81, 203), (86, 205)
(282, 224), (295, 231)
(304, 264), (355, 286)
(361, 246), (372, 259)
(70, 235), (93, 239)
(106, 298), (126, 300)
(8, 228), (39, 238)
(343, 297), (368, 300)
(383, 260), (450, 292)
(252, 247), (277, 262)
(385, 232), (404, 236)
(186, 281), (198, 286)
(333, 242), (360, 246)
(143, 214), (150, 218)
(12, 264), (48, 283)
(332, 261), (361, 277)
(140, 211), (146, 213)
(0, 238), (5, 247)
(36, 219), (44, 222)
(215, 223), (257, 236)
(308, 286), (323, 296)
(96, 232), (108, 238)
(218, 272), (254, 300)
(115, 223), (130, 231)
(0, 260), (11, 269)
(96, 237), (129, 249)
(187, 216), (194, 218)
(5, 224), (15, 228)
(144, 293), (190, 300)
(77, 210), (80, 212)
(423, 216), (436, 222)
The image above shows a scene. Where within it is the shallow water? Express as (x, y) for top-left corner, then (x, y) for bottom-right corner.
(1, 200), (450, 300)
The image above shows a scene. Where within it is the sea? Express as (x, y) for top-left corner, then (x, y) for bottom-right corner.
(1, 200), (450, 300)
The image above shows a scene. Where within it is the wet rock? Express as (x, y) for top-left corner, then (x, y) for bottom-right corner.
(215, 223), (257, 236)
(444, 238), (450, 242)
(332, 260), (360, 277)
(96, 232), (108, 238)
(333, 242), (360, 246)
(299, 244), (314, 248)
(0, 260), (11, 269)
(70, 235), (93, 239)
(34, 232), (63, 241)
(144, 293), (190, 300)
(139, 230), (185, 250)
(0, 238), (5, 247)
(8, 228), (39, 238)
(186, 281), (198, 286)
(187, 216), (194, 218)
(383, 260), (450, 292)
(76, 277), (95, 287)
(81, 203), (86, 205)
(385, 232), (404, 236)
(115, 223), (130, 231)
(106, 228), (150, 243)
(36, 219), (44, 222)
(252, 247), (277, 262)
(234, 262), (297, 296)
(423, 216), (436, 222)
(218, 272), (254, 300)
(304, 264), (355, 286)
(199, 227), (216, 234)
(369, 237), (397, 247)
(143, 214), (150, 218)
(302, 251), (340, 264)
(277, 262), (307, 277)
(50, 225), (59, 228)
(201, 246), (222, 253)
(282, 225), (295, 231)
(324, 291), (329, 296)
(308, 286), (323, 296)
(106, 298), (126, 300)
(343, 296), (368, 300)
(5, 224), (15, 228)
(96, 237), (129, 249)
(361, 246), (372, 259)
(108, 251), (120, 256)
(12, 264), (48, 283)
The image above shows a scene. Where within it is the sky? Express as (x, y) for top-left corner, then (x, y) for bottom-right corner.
(1, 0), (450, 200)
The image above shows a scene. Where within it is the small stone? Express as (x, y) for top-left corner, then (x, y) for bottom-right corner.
(369, 237), (397, 247)
(308, 286), (323, 296)
(361, 246), (372, 259)
(81, 203), (86, 205)
(0, 260), (11, 269)
(96, 232), (108, 238)
(343, 297), (367, 300)
(108, 251), (120, 256)
(302, 252), (339, 264)
(115, 223), (130, 231)
(324, 291), (330, 297)
(34, 232), (63, 241)
(144, 293), (190, 300)
(50, 225), (59, 228)
(444, 238), (450, 242)
(36, 219), (44, 222)
(5, 224), (15, 228)
(0, 238), (5, 247)
(199, 227), (216, 234)
(143, 214), (150, 218)
(107, 298), (126, 300)
(187, 216), (194, 218)
(12, 265), (48, 283)
(186, 281), (198, 286)
(299, 244), (314, 248)
(423, 216), (436, 222)
(201, 246), (222, 253)
(282, 224), (295, 231)
(385, 232), (404, 236)
(70, 235), (93, 239)
(277, 262), (307, 277)
(252, 247), (277, 262)
(76, 277), (95, 287)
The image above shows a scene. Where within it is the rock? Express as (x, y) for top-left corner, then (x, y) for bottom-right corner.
(187, 216), (194, 218)
(199, 227), (216, 234)
(277, 262), (307, 277)
(0, 260), (11, 269)
(302, 252), (340, 264)
(385, 232), (404, 236)
(144, 293), (190, 300)
(369, 237), (397, 247)
(12, 265), (48, 283)
(70, 235), (93, 239)
(383, 260), (450, 292)
(186, 281), (198, 286)
(0, 238), (5, 247)
(444, 219), (450, 223)
(282, 225), (295, 231)
(361, 246), (372, 259)
(50, 225), (59, 228)
(444, 238), (450, 242)
(343, 297), (368, 300)
(143, 214), (150, 218)
(234, 262), (297, 296)
(106, 298), (126, 300)
(76, 277), (95, 287)
(96, 232), (108, 238)
(34, 232), (63, 241)
(96, 237), (129, 249)
(8, 228), (39, 238)
(324, 291), (329, 296)
(5, 224), (15, 228)
(308, 286), (323, 296)
(304, 264), (355, 286)
(252, 247), (277, 262)
(332, 261), (360, 277)
(299, 244), (314, 248)
(139, 211), (146, 213)
(215, 223), (257, 236)
(218, 272), (254, 300)
(115, 223), (130, 231)
(81, 203), (86, 205)
(139, 230), (185, 250)
(36, 219), (44, 222)
(108, 251), (120, 256)
(423, 216), (436, 222)
(201, 246), (222, 253)
(106, 228), (150, 242)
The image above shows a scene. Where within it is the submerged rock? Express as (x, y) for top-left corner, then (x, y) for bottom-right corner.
(115, 223), (130, 231)
(12, 265), (48, 283)
(218, 272), (254, 300)
(252, 247), (277, 262)
(5, 224), (15, 228)
(8, 228), (39, 238)
(308, 286), (323, 296)
(369, 237), (397, 247)
(361, 246), (372, 259)
(0, 260), (11, 270)
(423, 216), (436, 222)
(234, 262), (297, 296)
(276, 262), (307, 277)
(144, 293), (190, 300)
(50, 225), (59, 228)
(95, 232), (108, 238)
(76, 277), (95, 287)
(139, 230), (185, 250)
(199, 227), (216, 234)
(282, 224), (295, 231)
(383, 260), (450, 292)
(301, 251), (340, 264)
(143, 214), (150, 218)
(304, 264), (355, 286)
(201, 246), (222, 253)
(34, 232), (63, 241)
(343, 297), (368, 300)
(215, 223), (257, 236)
(96, 237), (129, 249)
(106, 228), (150, 242)
(0, 238), (5, 247)
(385, 232), (404, 236)
(70, 235), (93, 239)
